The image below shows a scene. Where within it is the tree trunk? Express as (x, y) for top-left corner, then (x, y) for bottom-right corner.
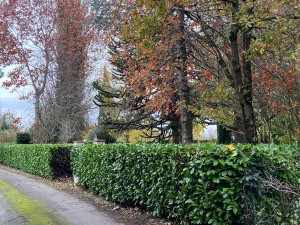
(171, 117), (182, 144)
(234, 117), (247, 143)
(242, 28), (258, 143)
(229, 0), (258, 144)
(33, 93), (43, 143)
(176, 6), (193, 143)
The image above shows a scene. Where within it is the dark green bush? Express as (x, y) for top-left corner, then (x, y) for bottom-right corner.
(71, 143), (300, 225)
(0, 144), (72, 179)
(16, 132), (31, 144)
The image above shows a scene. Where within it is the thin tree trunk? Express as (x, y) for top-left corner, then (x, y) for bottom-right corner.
(33, 93), (43, 143)
(284, 116), (291, 143)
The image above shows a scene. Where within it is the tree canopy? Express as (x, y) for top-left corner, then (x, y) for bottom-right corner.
(0, 0), (298, 143)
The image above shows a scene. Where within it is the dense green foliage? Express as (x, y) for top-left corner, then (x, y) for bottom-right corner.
(16, 133), (31, 144)
(71, 143), (300, 225)
(0, 143), (298, 224)
(0, 144), (72, 179)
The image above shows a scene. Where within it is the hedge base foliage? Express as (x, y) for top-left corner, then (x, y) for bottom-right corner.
(0, 144), (72, 179)
(71, 143), (300, 225)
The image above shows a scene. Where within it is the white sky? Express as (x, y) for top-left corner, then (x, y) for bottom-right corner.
(0, 67), (34, 130)
(0, 67), (20, 103)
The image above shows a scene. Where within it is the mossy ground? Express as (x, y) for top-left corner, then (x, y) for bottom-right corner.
(0, 180), (68, 225)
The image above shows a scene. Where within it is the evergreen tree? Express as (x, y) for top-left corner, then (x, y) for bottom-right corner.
(93, 66), (117, 143)
(1, 114), (10, 131)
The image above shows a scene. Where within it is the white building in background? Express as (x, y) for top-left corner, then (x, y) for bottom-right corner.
(201, 125), (217, 140)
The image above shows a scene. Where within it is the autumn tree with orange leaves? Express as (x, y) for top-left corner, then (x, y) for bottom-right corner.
(103, 0), (299, 144)
(105, 1), (196, 143)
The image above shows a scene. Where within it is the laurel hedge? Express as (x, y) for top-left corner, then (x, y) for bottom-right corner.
(0, 144), (72, 179)
(71, 143), (300, 225)
(0, 143), (299, 224)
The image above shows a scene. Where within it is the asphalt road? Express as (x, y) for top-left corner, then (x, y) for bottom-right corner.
(0, 168), (124, 225)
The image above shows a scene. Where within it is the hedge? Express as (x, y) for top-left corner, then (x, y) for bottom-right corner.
(71, 143), (300, 225)
(0, 144), (72, 179)
(0, 143), (299, 224)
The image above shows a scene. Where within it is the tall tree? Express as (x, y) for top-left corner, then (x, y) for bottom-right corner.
(0, 0), (57, 142)
(94, 66), (116, 124)
(0, 0), (98, 143)
(107, 0), (196, 142)
(92, 66), (117, 142)
(175, 5), (193, 143)
(53, 0), (91, 143)
(175, 0), (299, 143)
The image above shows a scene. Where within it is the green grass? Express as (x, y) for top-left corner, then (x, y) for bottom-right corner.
(0, 180), (69, 225)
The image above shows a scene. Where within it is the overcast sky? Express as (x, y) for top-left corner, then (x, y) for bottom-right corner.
(0, 68), (34, 130)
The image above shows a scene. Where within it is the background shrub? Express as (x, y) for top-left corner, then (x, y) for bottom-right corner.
(71, 143), (300, 225)
(0, 130), (16, 143)
(89, 125), (116, 143)
(0, 144), (72, 179)
(16, 132), (31, 144)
